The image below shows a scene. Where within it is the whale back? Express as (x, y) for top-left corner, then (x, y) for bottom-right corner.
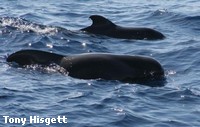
(7, 50), (64, 66)
(7, 50), (165, 86)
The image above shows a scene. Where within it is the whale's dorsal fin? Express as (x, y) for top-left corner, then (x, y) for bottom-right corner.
(89, 15), (116, 27)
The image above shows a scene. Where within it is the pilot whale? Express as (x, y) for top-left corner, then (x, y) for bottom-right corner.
(81, 15), (165, 40)
(7, 50), (165, 85)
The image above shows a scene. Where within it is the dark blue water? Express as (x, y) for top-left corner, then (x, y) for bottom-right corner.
(0, 0), (200, 126)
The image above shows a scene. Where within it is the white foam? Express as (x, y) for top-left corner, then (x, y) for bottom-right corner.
(0, 17), (58, 35)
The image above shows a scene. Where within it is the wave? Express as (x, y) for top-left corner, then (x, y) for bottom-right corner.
(149, 9), (200, 31)
(171, 15), (200, 30)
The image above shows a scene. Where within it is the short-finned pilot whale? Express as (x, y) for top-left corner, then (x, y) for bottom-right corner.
(81, 15), (165, 40)
(7, 50), (165, 86)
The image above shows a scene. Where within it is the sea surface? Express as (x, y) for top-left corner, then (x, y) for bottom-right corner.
(0, 0), (200, 127)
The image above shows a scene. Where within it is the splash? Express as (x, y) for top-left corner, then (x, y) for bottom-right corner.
(152, 9), (169, 16)
(24, 63), (68, 75)
(166, 70), (176, 75)
(0, 17), (58, 35)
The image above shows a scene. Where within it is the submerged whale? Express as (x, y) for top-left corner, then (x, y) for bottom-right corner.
(7, 50), (165, 85)
(81, 15), (165, 40)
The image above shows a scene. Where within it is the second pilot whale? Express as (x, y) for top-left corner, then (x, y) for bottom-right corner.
(81, 15), (165, 40)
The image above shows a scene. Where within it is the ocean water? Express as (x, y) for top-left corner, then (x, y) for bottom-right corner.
(0, 0), (200, 126)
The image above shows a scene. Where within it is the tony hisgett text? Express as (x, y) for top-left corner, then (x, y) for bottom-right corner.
(3, 115), (67, 125)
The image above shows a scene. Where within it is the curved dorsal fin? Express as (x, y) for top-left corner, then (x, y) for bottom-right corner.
(89, 15), (116, 27)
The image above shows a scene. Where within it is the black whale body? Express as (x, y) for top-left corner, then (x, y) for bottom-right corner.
(81, 15), (165, 40)
(7, 50), (165, 85)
